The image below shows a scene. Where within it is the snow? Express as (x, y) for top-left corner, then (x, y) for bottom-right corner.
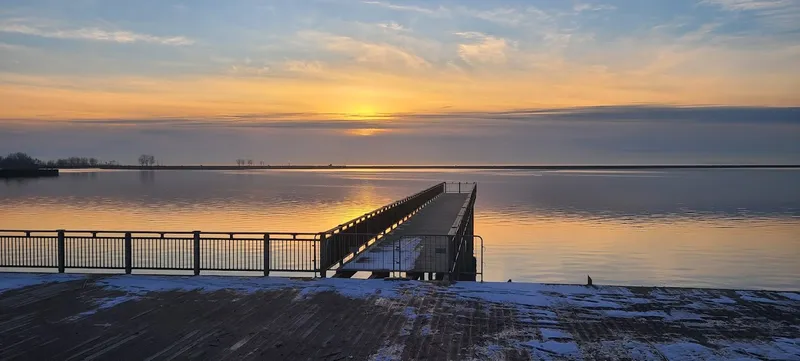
(539, 328), (572, 340)
(736, 291), (785, 304)
(647, 338), (800, 361)
(656, 342), (718, 360)
(64, 295), (140, 321)
(709, 295), (738, 304)
(368, 342), (404, 361)
(96, 275), (405, 300)
(6, 273), (798, 360)
(603, 310), (704, 321)
(341, 237), (422, 271)
(0, 273), (85, 293)
(524, 340), (580, 356)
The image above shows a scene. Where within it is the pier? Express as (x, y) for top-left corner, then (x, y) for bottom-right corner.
(0, 182), (479, 280)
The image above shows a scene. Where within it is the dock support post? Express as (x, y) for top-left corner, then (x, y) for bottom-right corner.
(193, 231), (201, 276)
(263, 233), (270, 276)
(57, 229), (65, 273)
(319, 233), (327, 278)
(124, 232), (132, 274)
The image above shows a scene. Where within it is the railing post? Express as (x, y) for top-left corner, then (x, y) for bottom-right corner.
(57, 229), (65, 273)
(458, 182), (461, 193)
(319, 233), (327, 278)
(193, 231), (201, 276)
(124, 232), (132, 274)
(263, 233), (270, 276)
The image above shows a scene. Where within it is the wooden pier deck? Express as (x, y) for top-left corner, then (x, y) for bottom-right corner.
(340, 193), (471, 274)
(1, 274), (798, 360)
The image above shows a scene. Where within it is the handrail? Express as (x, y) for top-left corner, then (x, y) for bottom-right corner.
(323, 182), (445, 234)
(0, 230), (323, 237)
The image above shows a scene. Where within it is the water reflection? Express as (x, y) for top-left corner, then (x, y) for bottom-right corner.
(138, 170), (155, 185)
(1, 169), (798, 289)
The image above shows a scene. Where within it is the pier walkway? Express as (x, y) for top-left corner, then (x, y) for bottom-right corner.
(1, 274), (797, 360)
(337, 192), (473, 278)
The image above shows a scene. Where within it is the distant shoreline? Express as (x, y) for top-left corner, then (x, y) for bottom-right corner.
(0, 168), (59, 178)
(55, 164), (800, 171)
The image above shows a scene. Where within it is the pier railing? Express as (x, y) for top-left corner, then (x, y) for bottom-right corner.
(0, 182), (481, 279)
(0, 230), (322, 276)
(318, 182), (446, 272)
(0, 230), (482, 279)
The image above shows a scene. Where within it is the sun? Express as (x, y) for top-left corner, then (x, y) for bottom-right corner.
(343, 104), (393, 120)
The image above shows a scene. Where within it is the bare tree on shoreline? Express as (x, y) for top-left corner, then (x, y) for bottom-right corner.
(138, 155), (156, 167)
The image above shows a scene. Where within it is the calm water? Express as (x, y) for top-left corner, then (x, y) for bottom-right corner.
(1, 169), (798, 290)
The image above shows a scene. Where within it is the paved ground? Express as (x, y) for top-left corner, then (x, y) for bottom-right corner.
(342, 193), (469, 273)
(0, 273), (798, 360)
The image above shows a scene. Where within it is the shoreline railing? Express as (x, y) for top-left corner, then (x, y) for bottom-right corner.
(0, 230), (482, 279)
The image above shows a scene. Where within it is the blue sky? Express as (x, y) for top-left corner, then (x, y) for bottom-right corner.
(0, 0), (798, 164)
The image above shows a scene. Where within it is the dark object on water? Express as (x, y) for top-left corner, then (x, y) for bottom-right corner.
(587, 275), (593, 286)
(507, 279), (512, 283)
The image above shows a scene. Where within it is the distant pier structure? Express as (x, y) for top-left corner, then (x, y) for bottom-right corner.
(0, 182), (482, 281)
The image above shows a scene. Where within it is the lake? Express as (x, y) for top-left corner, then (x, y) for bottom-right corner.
(1, 168), (798, 290)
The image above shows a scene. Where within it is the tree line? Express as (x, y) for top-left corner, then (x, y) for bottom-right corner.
(0, 152), (118, 169)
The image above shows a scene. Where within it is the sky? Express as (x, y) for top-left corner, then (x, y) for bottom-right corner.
(0, 0), (798, 164)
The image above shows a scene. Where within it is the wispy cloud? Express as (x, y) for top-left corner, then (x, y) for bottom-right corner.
(458, 7), (528, 26)
(284, 60), (324, 73)
(377, 21), (408, 32)
(362, 1), (442, 15)
(574, 3), (617, 12)
(455, 32), (513, 66)
(700, 0), (800, 30)
(0, 19), (194, 46)
(363, 1), (537, 27)
(701, 0), (789, 11)
(299, 30), (430, 70)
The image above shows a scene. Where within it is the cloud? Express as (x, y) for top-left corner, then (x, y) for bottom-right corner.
(0, 41), (29, 51)
(701, 0), (790, 11)
(299, 31), (430, 70)
(455, 32), (512, 65)
(361, 1), (442, 15)
(284, 60), (324, 73)
(0, 19), (194, 46)
(229, 64), (270, 76)
(457, 7), (528, 26)
(700, 0), (800, 30)
(573, 3), (617, 12)
(362, 1), (537, 27)
(377, 21), (408, 32)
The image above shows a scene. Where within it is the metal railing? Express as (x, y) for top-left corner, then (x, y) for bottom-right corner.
(334, 234), (483, 281)
(0, 182), (482, 280)
(318, 182), (445, 272)
(0, 230), (482, 279)
(0, 230), (322, 276)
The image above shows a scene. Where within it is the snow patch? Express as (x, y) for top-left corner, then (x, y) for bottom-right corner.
(539, 328), (572, 340)
(604, 310), (703, 321)
(95, 275), (407, 300)
(524, 339), (580, 356)
(0, 273), (85, 293)
(65, 294), (140, 321)
(778, 292), (800, 301)
(736, 291), (786, 305)
(368, 342), (404, 361)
